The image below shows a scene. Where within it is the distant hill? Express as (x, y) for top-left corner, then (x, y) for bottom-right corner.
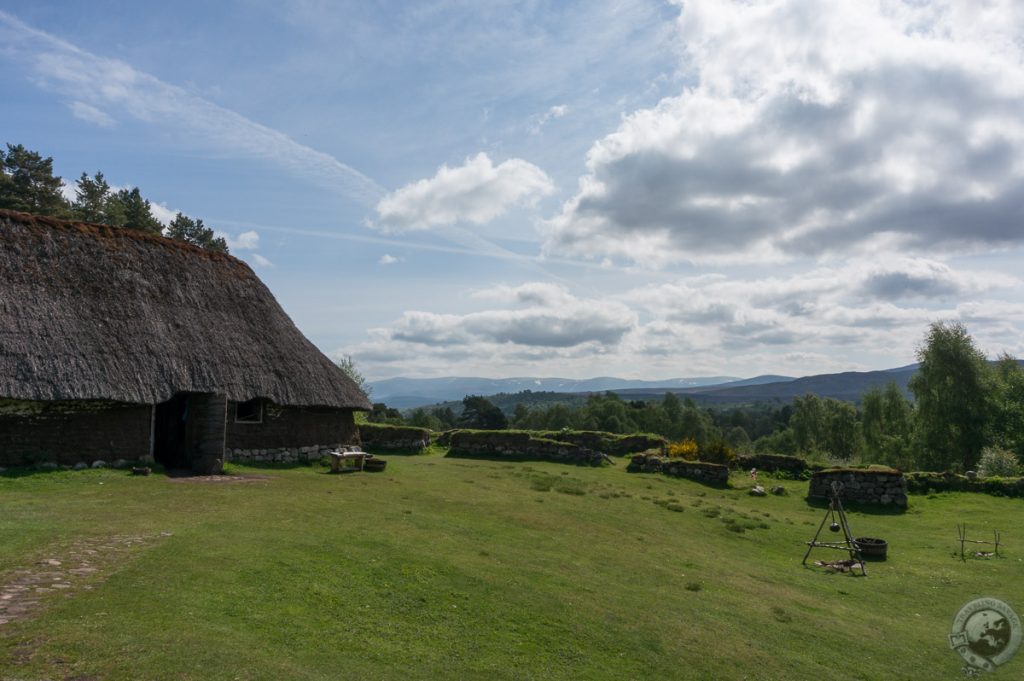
(378, 361), (1024, 415)
(673, 366), (918, 404)
(368, 375), (745, 409)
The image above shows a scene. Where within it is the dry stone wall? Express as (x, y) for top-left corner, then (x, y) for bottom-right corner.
(535, 431), (666, 456)
(809, 469), (908, 507)
(735, 453), (816, 477)
(358, 423), (431, 452)
(905, 471), (1024, 498)
(227, 443), (360, 465)
(448, 430), (607, 465)
(627, 453), (730, 486)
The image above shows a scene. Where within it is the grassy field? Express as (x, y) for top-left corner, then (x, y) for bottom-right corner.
(1, 452), (1022, 680)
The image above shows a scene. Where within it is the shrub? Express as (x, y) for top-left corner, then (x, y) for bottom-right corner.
(667, 439), (699, 460)
(977, 446), (1022, 478)
(699, 441), (736, 466)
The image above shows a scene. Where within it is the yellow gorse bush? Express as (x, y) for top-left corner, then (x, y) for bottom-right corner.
(667, 439), (699, 460)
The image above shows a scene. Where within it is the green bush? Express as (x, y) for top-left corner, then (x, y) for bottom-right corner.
(699, 441), (736, 466)
(977, 446), (1021, 478)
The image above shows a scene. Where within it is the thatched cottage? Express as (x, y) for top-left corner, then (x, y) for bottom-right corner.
(0, 209), (371, 473)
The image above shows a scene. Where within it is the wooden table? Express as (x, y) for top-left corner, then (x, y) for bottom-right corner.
(329, 450), (368, 473)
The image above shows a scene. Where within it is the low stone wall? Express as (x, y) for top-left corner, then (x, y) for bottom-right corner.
(536, 431), (667, 456)
(735, 453), (814, 477)
(808, 468), (908, 507)
(226, 443), (359, 465)
(905, 471), (1024, 498)
(627, 454), (729, 486)
(447, 430), (606, 465)
(359, 423), (431, 452)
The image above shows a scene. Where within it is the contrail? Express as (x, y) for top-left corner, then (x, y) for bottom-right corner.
(0, 10), (386, 205)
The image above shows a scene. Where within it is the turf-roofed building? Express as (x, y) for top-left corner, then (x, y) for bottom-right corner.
(0, 209), (371, 473)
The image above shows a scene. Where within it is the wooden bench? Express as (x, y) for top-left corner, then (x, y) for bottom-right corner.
(328, 450), (368, 473)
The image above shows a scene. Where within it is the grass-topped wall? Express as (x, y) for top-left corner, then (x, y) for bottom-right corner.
(534, 430), (666, 456)
(447, 429), (608, 465)
(626, 452), (729, 486)
(905, 471), (1024, 498)
(734, 453), (816, 478)
(358, 423), (431, 453)
(809, 467), (908, 507)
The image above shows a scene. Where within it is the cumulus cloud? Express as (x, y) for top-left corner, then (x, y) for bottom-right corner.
(854, 258), (1018, 300)
(223, 230), (260, 251)
(544, 0), (1024, 265)
(149, 202), (176, 226)
(347, 254), (1024, 378)
(249, 253), (273, 268)
(386, 292), (635, 349)
(372, 153), (555, 233)
(378, 254), (400, 265)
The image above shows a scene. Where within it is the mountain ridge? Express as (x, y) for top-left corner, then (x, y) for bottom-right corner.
(368, 374), (790, 409)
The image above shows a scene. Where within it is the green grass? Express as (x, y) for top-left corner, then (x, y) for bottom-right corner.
(1, 455), (1023, 680)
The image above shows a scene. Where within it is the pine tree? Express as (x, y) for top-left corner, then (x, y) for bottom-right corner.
(0, 144), (69, 215)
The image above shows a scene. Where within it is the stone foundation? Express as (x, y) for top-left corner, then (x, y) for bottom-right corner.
(448, 430), (607, 465)
(358, 423), (431, 452)
(735, 453), (817, 477)
(808, 468), (908, 507)
(627, 454), (730, 486)
(226, 443), (359, 465)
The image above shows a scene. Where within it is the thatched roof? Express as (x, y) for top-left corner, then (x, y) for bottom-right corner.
(0, 210), (371, 409)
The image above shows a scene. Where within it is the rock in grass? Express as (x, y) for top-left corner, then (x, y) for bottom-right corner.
(92, 460), (107, 469)
(770, 486), (787, 496)
(749, 485), (767, 497)
(73, 462), (88, 470)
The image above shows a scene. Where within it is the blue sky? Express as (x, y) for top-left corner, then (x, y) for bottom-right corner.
(2, 1), (1023, 380)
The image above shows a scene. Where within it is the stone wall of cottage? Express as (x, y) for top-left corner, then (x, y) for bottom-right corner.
(0, 399), (152, 467)
(225, 403), (358, 450)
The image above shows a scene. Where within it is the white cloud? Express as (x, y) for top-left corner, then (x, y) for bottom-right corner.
(222, 230), (259, 251)
(149, 202), (176, 226)
(69, 100), (115, 128)
(378, 254), (400, 265)
(0, 10), (383, 204)
(528, 103), (570, 134)
(249, 253), (274, 268)
(348, 255), (1023, 378)
(544, 0), (1024, 265)
(371, 152), (555, 233)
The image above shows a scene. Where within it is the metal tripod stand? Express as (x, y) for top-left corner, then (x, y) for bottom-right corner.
(802, 481), (866, 576)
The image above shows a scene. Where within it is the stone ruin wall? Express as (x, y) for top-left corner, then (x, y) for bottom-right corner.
(808, 469), (908, 507)
(627, 453), (730, 486)
(448, 431), (607, 465)
(358, 424), (432, 452)
(226, 443), (361, 465)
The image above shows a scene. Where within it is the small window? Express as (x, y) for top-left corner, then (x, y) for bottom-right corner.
(235, 398), (263, 424)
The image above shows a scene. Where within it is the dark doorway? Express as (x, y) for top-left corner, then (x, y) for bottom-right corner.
(154, 393), (191, 469)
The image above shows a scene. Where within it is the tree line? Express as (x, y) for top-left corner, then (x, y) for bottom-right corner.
(0, 143), (228, 252)
(367, 322), (1024, 475)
